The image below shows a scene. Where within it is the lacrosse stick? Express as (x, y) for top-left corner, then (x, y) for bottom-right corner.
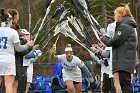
(27, 0), (31, 34)
(63, 1), (95, 44)
(75, 0), (102, 30)
(31, 0), (53, 34)
(68, 0), (103, 41)
(41, 20), (68, 51)
(33, 5), (63, 42)
(34, 0), (56, 42)
(38, 8), (70, 45)
(67, 15), (92, 46)
(41, 20), (81, 50)
(55, 20), (91, 53)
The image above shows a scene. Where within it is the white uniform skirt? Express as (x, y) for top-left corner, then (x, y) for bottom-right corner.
(62, 69), (82, 83)
(27, 64), (33, 83)
(0, 63), (16, 76)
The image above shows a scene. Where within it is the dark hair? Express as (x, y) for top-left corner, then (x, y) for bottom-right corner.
(15, 24), (21, 30)
(0, 8), (12, 22)
(15, 24), (22, 37)
(6, 8), (18, 18)
(11, 24), (21, 30)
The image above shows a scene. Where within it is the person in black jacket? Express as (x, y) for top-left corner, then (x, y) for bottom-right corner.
(10, 24), (33, 93)
(101, 3), (137, 93)
(15, 35), (32, 93)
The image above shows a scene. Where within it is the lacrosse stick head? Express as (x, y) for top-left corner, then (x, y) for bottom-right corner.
(52, 4), (64, 18)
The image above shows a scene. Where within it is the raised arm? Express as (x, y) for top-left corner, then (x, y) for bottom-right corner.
(14, 40), (33, 52)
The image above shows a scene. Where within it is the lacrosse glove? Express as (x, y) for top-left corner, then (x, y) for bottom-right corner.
(49, 44), (56, 54)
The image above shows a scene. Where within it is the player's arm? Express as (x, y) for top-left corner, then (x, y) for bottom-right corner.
(12, 29), (34, 52)
(50, 54), (58, 60)
(16, 47), (32, 56)
(77, 59), (94, 83)
(14, 41), (33, 52)
(25, 45), (39, 58)
(49, 44), (59, 60)
(81, 64), (92, 77)
(90, 47), (110, 58)
(80, 63), (94, 83)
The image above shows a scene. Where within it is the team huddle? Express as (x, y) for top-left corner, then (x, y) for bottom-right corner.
(0, 2), (138, 93)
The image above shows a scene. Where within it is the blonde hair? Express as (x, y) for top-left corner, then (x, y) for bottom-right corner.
(66, 44), (72, 48)
(115, 3), (132, 17)
(65, 44), (73, 52)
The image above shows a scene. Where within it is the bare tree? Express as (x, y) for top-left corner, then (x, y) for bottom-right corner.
(102, 0), (107, 28)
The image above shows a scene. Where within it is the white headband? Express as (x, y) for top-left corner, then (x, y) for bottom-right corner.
(7, 13), (12, 21)
(1, 22), (6, 27)
(65, 47), (73, 52)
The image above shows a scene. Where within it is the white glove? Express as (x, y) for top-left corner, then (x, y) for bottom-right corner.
(100, 28), (106, 36)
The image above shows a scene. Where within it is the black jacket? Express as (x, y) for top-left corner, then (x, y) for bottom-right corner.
(15, 38), (32, 93)
(101, 16), (137, 74)
(15, 38), (32, 80)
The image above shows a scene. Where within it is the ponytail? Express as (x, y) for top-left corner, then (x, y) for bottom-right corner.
(116, 3), (132, 17)
(0, 8), (12, 22)
(6, 8), (19, 18)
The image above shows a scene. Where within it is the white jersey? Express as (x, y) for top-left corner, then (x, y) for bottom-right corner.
(0, 27), (20, 64)
(101, 47), (113, 81)
(23, 58), (34, 83)
(27, 63), (33, 83)
(57, 54), (84, 82)
(0, 27), (20, 75)
(105, 21), (116, 38)
(23, 50), (42, 82)
(101, 22), (115, 81)
(23, 57), (32, 66)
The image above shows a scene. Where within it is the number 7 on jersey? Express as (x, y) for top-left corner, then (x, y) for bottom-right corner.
(0, 37), (8, 49)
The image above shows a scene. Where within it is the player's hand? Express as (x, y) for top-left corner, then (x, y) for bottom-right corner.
(33, 45), (39, 49)
(92, 44), (99, 48)
(100, 28), (106, 36)
(49, 44), (56, 54)
(27, 40), (34, 47)
(90, 47), (99, 54)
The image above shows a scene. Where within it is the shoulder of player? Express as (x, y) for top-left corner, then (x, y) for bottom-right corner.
(0, 27), (17, 34)
(73, 55), (81, 60)
(10, 27), (17, 32)
(4, 27), (17, 33)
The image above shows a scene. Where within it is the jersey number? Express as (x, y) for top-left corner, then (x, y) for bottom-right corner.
(0, 37), (8, 49)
